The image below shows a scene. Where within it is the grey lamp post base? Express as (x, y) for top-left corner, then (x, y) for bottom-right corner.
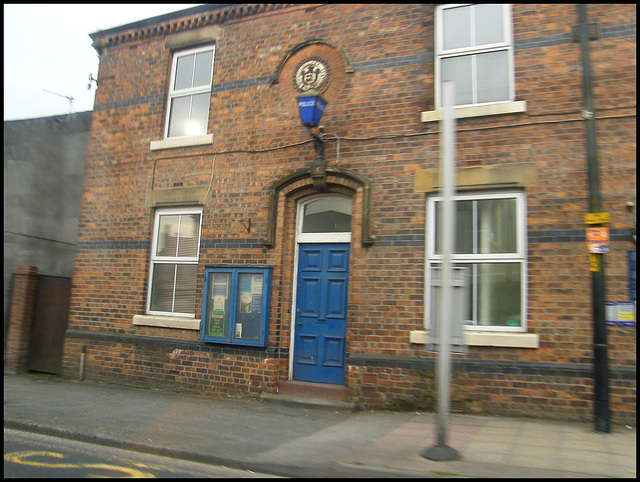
(421, 444), (460, 461)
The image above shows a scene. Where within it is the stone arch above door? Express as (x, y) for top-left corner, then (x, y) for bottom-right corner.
(263, 165), (375, 248)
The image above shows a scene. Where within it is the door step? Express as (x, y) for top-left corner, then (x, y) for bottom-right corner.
(279, 380), (348, 400)
(262, 381), (357, 411)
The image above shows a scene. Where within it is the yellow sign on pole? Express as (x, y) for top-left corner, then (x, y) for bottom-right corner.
(590, 253), (600, 272)
(584, 212), (610, 224)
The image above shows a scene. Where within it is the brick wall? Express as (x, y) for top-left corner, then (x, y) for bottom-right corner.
(62, 4), (635, 422)
(63, 336), (278, 396)
(5, 266), (38, 374)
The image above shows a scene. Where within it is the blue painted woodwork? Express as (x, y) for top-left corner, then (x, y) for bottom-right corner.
(293, 243), (349, 384)
(200, 266), (272, 347)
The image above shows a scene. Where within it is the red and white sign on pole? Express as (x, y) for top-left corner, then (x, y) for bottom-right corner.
(586, 227), (610, 254)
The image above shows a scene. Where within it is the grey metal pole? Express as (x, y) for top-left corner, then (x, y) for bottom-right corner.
(437, 80), (455, 447)
(422, 81), (459, 461)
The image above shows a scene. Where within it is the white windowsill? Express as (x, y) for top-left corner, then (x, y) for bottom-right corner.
(421, 101), (527, 123)
(409, 329), (539, 348)
(133, 314), (201, 330)
(150, 134), (214, 151)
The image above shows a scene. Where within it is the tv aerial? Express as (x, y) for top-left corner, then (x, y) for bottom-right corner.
(41, 88), (74, 115)
(88, 74), (98, 90)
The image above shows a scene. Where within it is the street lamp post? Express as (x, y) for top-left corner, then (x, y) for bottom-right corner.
(422, 81), (460, 462)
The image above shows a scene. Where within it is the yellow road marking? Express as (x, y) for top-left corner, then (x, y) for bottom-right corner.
(5, 451), (156, 478)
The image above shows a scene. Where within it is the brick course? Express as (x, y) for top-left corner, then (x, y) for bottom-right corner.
(59, 4), (635, 422)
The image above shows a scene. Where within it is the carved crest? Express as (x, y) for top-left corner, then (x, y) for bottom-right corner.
(294, 59), (328, 92)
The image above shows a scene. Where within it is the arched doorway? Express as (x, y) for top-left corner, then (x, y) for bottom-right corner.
(291, 195), (352, 385)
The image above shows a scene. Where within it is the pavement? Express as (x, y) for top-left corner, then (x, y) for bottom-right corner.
(4, 373), (636, 478)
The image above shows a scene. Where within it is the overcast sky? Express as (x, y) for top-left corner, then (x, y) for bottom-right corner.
(4, 4), (201, 121)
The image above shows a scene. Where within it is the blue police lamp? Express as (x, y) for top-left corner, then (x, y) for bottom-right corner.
(296, 89), (328, 190)
(297, 89), (327, 128)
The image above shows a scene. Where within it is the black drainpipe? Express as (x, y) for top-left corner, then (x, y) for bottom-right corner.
(577, 4), (609, 434)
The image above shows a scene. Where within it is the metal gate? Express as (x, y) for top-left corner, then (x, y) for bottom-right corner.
(28, 275), (71, 374)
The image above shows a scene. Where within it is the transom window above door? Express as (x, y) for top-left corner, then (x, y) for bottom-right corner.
(301, 196), (352, 233)
(298, 196), (352, 243)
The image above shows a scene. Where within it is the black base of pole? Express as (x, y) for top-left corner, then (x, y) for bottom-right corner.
(421, 444), (460, 461)
(594, 400), (611, 433)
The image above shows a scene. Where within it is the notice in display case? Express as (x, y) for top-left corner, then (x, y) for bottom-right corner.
(236, 273), (263, 340)
(208, 310), (226, 338)
(206, 273), (230, 338)
(629, 250), (636, 302)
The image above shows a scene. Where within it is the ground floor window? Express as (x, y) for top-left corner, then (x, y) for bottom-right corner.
(147, 206), (202, 317)
(426, 190), (526, 330)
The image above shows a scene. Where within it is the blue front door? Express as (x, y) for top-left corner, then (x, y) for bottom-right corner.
(293, 243), (350, 385)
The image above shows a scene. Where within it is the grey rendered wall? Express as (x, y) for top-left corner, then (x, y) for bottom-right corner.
(4, 111), (91, 342)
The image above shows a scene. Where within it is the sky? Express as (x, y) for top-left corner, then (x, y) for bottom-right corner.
(4, 4), (202, 121)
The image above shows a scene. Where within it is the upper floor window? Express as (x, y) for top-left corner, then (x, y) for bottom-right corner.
(147, 207), (203, 317)
(435, 4), (514, 108)
(165, 45), (215, 138)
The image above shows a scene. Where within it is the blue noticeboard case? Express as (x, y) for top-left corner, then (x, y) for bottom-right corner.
(200, 266), (272, 347)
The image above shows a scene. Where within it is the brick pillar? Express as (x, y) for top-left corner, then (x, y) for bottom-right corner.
(4, 266), (38, 374)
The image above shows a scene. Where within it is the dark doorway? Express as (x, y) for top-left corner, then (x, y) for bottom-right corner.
(28, 275), (71, 374)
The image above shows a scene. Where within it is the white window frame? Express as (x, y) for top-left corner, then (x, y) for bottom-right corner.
(425, 190), (527, 332)
(295, 195), (353, 244)
(147, 206), (203, 318)
(164, 44), (215, 139)
(435, 3), (514, 109)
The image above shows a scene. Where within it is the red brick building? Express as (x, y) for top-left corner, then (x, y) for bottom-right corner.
(59, 4), (635, 422)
